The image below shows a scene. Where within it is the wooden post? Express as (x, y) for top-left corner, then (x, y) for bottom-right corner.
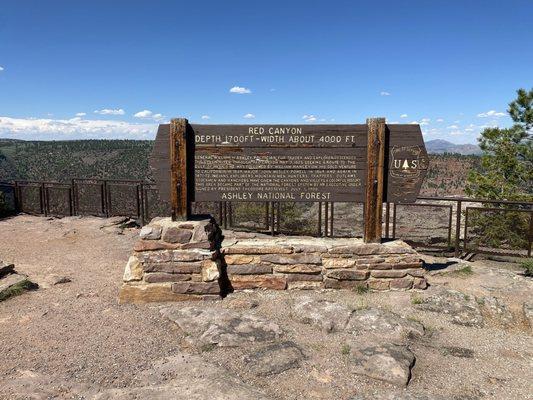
(363, 117), (386, 243)
(170, 118), (190, 221)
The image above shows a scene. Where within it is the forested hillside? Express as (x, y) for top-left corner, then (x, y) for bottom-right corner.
(0, 139), (153, 182)
(0, 139), (479, 196)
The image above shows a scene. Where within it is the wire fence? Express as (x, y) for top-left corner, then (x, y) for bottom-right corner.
(1, 179), (531, 258)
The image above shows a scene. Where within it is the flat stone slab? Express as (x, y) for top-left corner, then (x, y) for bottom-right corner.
(415, 289), (484, 327)
(293, 298), (425, 341)
(351, 392), (450, 400)
(292, 297), (353, 332)
(243, 341), (305, 376)
(523, 302), (533, 331)
(0, 261), (15, 278)
(2, 354), (273, 400)
(347, 308), (425, 342)
(0, 273), (37, 301)
(480, 296), (514, 326)
(349, 342), (415, 387)
(94, 354), (273, 400)
(160, 306), (283, 347)
(222, 237), (415, 255)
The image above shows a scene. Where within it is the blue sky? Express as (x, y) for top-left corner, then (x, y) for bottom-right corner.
(0, 0), (532, 143)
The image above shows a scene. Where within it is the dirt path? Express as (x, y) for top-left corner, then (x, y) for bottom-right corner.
(0, 215), (532, 399)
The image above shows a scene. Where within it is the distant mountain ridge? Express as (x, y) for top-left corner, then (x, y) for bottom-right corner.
(0, 137), (482, 155)
(425, 139), (481, 155)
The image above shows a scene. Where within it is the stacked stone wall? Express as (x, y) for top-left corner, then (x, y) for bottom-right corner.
(222, 235), (427, 292)
(119, 218), (427, 303)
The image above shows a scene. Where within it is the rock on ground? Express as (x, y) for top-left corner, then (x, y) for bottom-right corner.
(0, 272), (37, 301)
(243, 341), (305, 376)
(415, 289), (484, 327)
(293, 297), (425, 343)
(349, 342), (415, 387)
(0, 261), (15, 277)
(480, 296), (514, 326)
(350, 392), (453, 400)
(523, 302), (533, 330)
(292, 297), (353, 332)
(93, 354), (272, 400)
(2, 354), (273, 400)
(347, 308), (424, 342)
(160, 305), (283, 347)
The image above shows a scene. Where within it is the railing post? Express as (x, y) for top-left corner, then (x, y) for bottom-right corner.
(385, 202), (390, 239)
(392, 203), (397, 238)
(330, 202), (334, 237)
(276, 202), (281, 232)
(71, 179), (77, 215)
(13, 181), (20, 213)
(527, 208), (533, 257)
(317, 201), (322, 236)
(454, 200), (462, 257)
(270, 201), (275, 236)
(364, 117), (386, 243)
(40, 182), (46, 216)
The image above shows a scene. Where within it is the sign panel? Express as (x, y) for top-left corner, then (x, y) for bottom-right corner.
(149, 122), (429, 205)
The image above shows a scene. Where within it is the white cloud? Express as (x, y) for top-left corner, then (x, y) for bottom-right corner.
(409, 121), (419, 124)
(134, 109), (153, 118)
(477, 110), (505, 118)
(447, 125), (459, 129)
(400, 114), (408, 118)
(380, 91), (391, 96)
(0, 115), (156, 140)
(243, 113), (255, 119)
(302, 114), (317, 122)
(94, 108), (125, 115)
(436, 118), (444, 122)
(229, 86), (251, 94)
(134, 110), (164, 120)
(75, 112), (86, 117)
(449, 130), (463, 136)
(420, 118), (430, 126)
(201, 115), (211, 120)
(0, 66), (4, 72)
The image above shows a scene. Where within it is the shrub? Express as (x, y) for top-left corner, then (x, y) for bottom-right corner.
(521, 259), (533, 277)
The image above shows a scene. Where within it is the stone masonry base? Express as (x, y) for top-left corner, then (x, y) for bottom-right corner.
(119, 217), (427, 303)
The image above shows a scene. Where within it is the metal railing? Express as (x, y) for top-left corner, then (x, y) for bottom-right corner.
(1, 179), (531, 258)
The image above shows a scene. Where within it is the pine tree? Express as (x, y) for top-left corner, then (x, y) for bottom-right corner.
(466, 88), (532, 201)
(465, 88), (532, 250)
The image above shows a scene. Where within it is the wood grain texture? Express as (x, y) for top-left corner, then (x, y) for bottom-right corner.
(149, 124), (171, 208)
(170, 118), (190, 220)
(386, 124), (429, 203)
(364, 118), (386, 243)
(150, 122), (429, 207)
(191, 124), (367, 148)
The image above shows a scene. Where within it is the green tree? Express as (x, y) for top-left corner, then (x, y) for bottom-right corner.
(465, 88), (532, 250)
(466, 88), (532, 201)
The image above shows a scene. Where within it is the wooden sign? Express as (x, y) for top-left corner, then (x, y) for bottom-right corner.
(150, 120), (429, 208)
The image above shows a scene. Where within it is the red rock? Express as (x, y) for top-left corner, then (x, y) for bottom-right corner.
(230, 275), (287, 290)
(325, 269), (369, 281)
(390, 277), (414, 290)
(171, 281), (220, 295)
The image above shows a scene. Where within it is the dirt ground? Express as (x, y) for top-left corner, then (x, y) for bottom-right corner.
(0, 215), (532, 399)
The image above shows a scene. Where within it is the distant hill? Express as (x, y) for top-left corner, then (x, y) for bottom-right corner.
(425, 139), (481, 155)
(0, 139), (154, 183)
(0, 138), (480, 196)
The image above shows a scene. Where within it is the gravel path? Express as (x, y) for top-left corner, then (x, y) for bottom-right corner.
(0, 215), (532, 399)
